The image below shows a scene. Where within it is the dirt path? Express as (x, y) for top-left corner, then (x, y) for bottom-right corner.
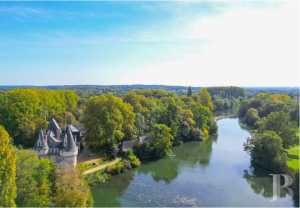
(77, 145), (103, 164)
(83, 158), (121, 175)
(214, 114), (238, 120)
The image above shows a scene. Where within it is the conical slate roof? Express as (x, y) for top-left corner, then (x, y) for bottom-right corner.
(33, 129), (49, 150)
(64, 125), (78, 152)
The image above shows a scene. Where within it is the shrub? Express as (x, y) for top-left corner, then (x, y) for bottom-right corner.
(125, 148), (141, 167)
(122, 159), (130, 168)
(128, 155), (141, 167)
(116, 166), (121, 174)
(105, 166), (110, 172)
(84, 170), (110, 188)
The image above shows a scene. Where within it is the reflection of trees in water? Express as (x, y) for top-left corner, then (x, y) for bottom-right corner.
(243, 163), (289, 199)
(175, 136), (218, 169)
(92, 172), (135, 207)
(136, 137), (218, 184)
(137, 157), (179, 184)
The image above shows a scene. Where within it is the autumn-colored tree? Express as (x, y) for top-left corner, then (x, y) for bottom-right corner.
(123, 124), (136, 141)
(52, 111), (77, 128)
(54, 164), (90, 207)
(199, 88), (214, 111)
(0, 125), (16, 207)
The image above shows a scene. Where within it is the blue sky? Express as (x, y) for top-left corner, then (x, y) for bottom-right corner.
(0, 1), (299, 86)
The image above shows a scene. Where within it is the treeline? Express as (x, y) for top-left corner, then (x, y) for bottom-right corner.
(0, 88), (79, 147)
(206, 86), (247, 99)
(83, 88), (218, 160)
(239, 93), (299, 174)
(0, 126), (93, 207)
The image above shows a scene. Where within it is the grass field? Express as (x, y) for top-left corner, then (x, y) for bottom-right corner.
(287, 145), (299, 171)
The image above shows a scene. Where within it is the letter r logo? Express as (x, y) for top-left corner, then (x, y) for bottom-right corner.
(270, 174), (294, 202)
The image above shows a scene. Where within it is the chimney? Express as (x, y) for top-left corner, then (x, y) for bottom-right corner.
(57, 129), (61, 140)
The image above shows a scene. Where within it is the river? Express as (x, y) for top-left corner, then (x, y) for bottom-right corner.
(91, 111), (294, 207)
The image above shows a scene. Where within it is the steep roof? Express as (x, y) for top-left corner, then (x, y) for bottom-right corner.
(139, 136), (153, 144)
(63, 125), (78, 152)
(46, 118), (61, 133)
(33, 129), (49, 150)
(122, 140), (138, 152)
(70, 124), (84, 134)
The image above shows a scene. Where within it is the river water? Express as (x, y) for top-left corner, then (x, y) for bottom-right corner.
(91, 111), (294, 207)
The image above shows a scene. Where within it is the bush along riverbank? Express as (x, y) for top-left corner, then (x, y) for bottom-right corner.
(84, 148), (141, 188)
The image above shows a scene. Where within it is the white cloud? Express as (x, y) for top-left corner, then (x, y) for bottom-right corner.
(123, 1), (299, 87)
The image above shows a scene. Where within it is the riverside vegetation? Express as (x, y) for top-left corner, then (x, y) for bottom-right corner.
(0, 86), (299, 207)
(239, 93), (299, 206)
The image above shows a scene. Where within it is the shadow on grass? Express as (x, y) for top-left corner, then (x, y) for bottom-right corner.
(288, 153), (299, 160)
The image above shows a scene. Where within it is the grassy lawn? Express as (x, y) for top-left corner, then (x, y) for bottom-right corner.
(109, 161), (124, 169)
(287, 145), (299, 171)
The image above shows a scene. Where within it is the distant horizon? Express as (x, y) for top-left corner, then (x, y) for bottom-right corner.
(0, 84), (299, 88)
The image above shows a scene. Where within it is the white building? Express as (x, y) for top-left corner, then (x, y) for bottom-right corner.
(33, 118), (84, 166)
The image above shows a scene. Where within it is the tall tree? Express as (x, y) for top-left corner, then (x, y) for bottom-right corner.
(258, 111), (298, 148)
(123, 124), (136, 141)
(15, 150), (54, 207)
(54, 164), (90, 207)
(152, 124), (173, 158)
(187, 86), (192, 97)
(0, 126), (16, 207)
(244, 131), (290, 173)
(199, 88), (214, 111)
(83, 94), (135, 148)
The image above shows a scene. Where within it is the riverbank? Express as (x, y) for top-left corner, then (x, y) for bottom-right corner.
(214, 114), (237, 120)
(91, 117), (294, 207)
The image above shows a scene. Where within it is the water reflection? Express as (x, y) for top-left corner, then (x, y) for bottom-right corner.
(136, 158), (179, 184)
(92, 172), (135, 207)
(91, 117), (294, 207)
(243, 163), (289, 199)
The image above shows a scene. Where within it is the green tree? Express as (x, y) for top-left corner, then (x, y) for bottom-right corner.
(83, 94), (135, 148)
(258, 111), (298, 148)
(152, 124), (173, 158)
(199, 88), (214, 111)
(238, 101), (249, 117)
(187, 86), (192, 97)
(244, 131), (290, 173)
(192, 104), (212, 131)
(245, 108), (260, 126)
(0, 126), (16, 207)
(15, 150), (54, 207)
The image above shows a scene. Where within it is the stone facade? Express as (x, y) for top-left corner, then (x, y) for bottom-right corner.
(33, 118), (84, 166)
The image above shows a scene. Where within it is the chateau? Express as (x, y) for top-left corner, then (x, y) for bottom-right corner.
(33, 118), (84, 166)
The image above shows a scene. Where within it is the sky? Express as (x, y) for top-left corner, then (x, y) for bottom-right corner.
(0, 1), (299, 87)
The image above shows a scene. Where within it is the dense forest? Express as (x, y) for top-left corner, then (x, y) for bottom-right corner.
(83, 88), (217, 160)
(239, 93), (299, 178)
